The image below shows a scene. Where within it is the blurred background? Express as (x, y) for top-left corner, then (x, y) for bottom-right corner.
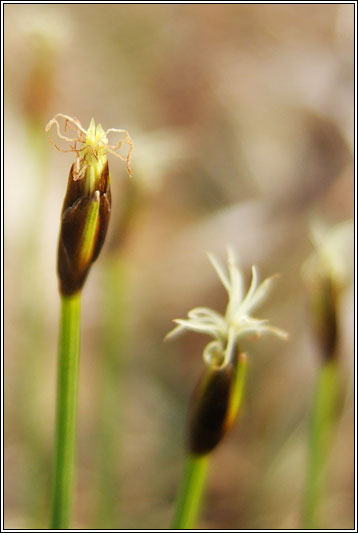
(4, 4), (354, 529)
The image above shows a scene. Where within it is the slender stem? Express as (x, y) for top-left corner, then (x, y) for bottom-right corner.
(172, 453), (209, 529)
(51, 293), (81, 529)
(93, 257), (128, 527)
(302, 360), (340, 529)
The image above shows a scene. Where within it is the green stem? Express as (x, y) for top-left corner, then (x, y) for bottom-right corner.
(302, 360), (340, 529)
(93, 257), (128, 527)
(172, 453), (209, 529)
(51, 293), (81, 529)
(172, 352), (247, 529)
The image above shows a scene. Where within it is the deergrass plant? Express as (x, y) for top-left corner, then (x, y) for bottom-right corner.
(301, 221), (351, 529)
(47, 115), (133, 528)
(167, 248), (287, 528)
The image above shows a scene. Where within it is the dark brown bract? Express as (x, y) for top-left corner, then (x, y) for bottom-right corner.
(188, 362), (236, 455)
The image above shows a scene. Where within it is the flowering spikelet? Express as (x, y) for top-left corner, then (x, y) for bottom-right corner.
(166, 247), (288, 367)
(46, 114), (133, 295)
(302, 220), (353, 362)
(167, 247), (287, 455)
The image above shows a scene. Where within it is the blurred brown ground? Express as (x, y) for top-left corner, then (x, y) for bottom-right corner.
(4, 4), (354, 529)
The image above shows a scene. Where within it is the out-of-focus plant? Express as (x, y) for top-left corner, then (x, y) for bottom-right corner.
(301, 219), (353, 529)
(46, 114), (133, 529)
(166, 247), (288, 529)
(11, 18), (71, 528)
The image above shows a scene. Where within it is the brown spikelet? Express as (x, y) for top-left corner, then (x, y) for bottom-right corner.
(310, 275), (338, 362)
(187, 362), (236, 456)
(57, 162), (111, 295)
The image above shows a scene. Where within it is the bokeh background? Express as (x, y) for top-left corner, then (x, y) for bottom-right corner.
(4, 4), (355, 530)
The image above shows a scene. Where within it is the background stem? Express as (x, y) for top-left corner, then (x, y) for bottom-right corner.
(51, 293), (81, 529)
(172, 453), (209, 529)
(93, 256), (128, 527)
(302, 360), (340, 529)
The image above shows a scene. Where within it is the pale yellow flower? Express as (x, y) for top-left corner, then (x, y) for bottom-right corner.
(166, 247), (288, 368)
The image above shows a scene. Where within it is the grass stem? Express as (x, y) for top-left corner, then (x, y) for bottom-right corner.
(172, 453), (209, 529)
(302, 360), (340, 529)
(51, 293), (81, 529)
(93, 257), (128, 527)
